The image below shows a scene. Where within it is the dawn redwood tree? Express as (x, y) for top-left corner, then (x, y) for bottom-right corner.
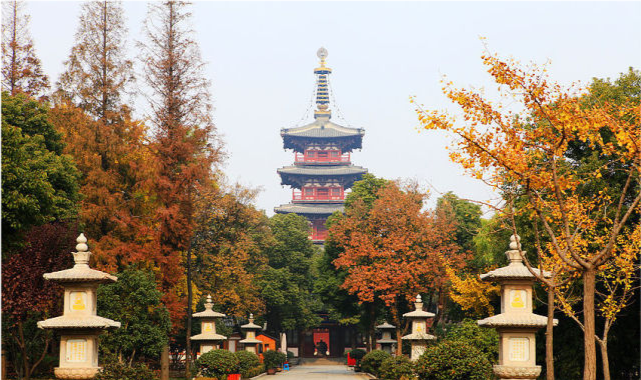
(57, 0), (133, 120)
(414, 51), (640, 380)
(1, 0), (49, 98)
(331, 181), (465, 354)
(139, 1), (221, 375)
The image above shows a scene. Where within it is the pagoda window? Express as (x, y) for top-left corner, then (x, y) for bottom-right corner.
(331, 188), (341, 196)
(330, 150), (340, 157)
(304, 188), (314, 196)
(317, 151), (329, 159)
(307, 151), (316, 157)
(317, 188), (329, 198)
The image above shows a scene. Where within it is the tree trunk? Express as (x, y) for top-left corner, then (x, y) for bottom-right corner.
(597, 338), (610, 380)
(160, 345), (169, 380)
(390, 306), (403, 356)
(583, 269), (597, 380)
(185, 244), (193, 378)
(546, 287), (555, 380)
(0, 313), (7, 380)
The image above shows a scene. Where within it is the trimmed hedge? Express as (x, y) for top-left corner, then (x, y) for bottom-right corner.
(94, 362), (157, 380)
(379, 356), (413, 380)
(234, 350), (261, 378)
(197, 349), (239, 378)
(361, 350), (391, 377)
(414, 340), (492, 380)
(349, 348), (367, 361)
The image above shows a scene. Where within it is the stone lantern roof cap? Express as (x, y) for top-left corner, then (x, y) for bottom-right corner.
(42, 234), (117, 283)
(191, 332), (227, 341)
(193, 294), (226, 318)
(401, 331), (436, 341)
(402, 295), (435, 318)
(240, 313), (262, 330)
(37, 315), (120, 330)
(376, 338), (397, 344)
(480, 235), (551, 281)
(376, 321), (396, 330)
(477, 313), (558, 328)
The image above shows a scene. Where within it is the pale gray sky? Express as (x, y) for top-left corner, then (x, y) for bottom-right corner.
(25, 1), (641, 216)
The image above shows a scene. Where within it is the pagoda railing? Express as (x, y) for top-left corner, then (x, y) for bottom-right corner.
(292, 188), (344, 201)
(294, 152), (350, 163)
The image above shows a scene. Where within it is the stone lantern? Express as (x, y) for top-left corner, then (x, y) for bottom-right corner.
(401, 295), (435, 361)
(478, 235), (557, 379)
(375, 322), (396, 354)
(38, 234), (120, 379)
(191, 294), (227, 357)
(239, 313), (262, 354)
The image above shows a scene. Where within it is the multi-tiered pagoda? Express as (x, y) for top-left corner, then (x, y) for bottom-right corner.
(275, 48), (367, 244)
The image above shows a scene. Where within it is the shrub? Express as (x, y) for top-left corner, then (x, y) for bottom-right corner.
(414, 340), (492, 380)
(243, 364), (265, 378)
(442, 319), (498, 363)
(94, 362), (157, 380)
(262, 350), (286, 369)
(197, 349), (240, 378)
(234, 350), (261, 378)
(361, 350), (391, 377)
(349, 348), (367, 361)
(287, 350), (295, 360)
(379, 355), (414, 380)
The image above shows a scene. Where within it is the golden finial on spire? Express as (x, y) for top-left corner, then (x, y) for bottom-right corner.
(314, 47), (332, 119)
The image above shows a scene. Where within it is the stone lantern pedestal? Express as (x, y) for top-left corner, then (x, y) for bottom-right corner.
(239, 314), (262, 354)
(38, 234), (120, 379)
(375, 322), (396, 354)
(191, 295), (227, 357)
(478, 235), (557, 379)
(401, 295), (435, 361)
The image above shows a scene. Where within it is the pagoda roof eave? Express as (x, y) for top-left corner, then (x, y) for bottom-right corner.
(274, 203), (344, 216)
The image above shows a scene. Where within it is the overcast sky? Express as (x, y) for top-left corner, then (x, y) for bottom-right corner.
(25, 1), (641, 216)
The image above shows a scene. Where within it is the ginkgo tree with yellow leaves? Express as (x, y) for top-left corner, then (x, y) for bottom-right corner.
(413, 49), (639, 380)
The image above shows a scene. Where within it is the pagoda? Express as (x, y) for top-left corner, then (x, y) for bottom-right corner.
(275, 47), (367, 243)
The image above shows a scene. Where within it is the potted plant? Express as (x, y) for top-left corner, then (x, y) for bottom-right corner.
(263, 350), (286, 375)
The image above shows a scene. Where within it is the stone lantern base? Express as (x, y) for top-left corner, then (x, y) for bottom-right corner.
(493, 364), (541, 379)
(54, 367), (100, 380)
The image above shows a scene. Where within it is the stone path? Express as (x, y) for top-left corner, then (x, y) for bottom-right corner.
(274, 364), (371, 379)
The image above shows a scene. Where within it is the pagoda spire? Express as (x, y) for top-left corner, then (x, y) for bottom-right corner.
(314, 47), (332, 119)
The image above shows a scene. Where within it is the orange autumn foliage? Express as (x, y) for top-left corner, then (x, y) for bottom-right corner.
(413, 50), (640, 380)
(331, 181), (466, 314)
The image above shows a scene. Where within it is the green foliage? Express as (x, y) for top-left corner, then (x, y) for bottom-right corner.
(360, 350), (391, 377)
(262, 350), (286, 369)
(233, 350), (261, 378)
(378, 355), (414, 380)
(197, 349), (239, 377)
(94, 362), (157, 380)
(414, 340), (492, 380)
(442, 319), (498, 363)
(242, 364), (265, 378)
(436, 192), (482, 254)
(259, 213), (321, 332)
(344, 173), (390, 210)
(1, 92), (80, 250)
(97, 267), (171, 362)
(286, 350), (295, 360)
(349, 348), (366, 361)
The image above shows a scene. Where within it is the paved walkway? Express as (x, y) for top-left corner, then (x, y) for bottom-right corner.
(275, 364), (371, 379)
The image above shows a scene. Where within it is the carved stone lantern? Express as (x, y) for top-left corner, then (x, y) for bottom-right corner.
(239, 313), (262, 354)
(375, 321), (396, 354)
(191, 294), (227, 357)
(401, 295), (435, 361)
(478, 235), (557, 379)
(38, 234), (120, 379)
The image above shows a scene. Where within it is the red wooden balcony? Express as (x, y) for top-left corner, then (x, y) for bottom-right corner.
(292, 187), (344, 202)
(295, 151), (350, 164)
